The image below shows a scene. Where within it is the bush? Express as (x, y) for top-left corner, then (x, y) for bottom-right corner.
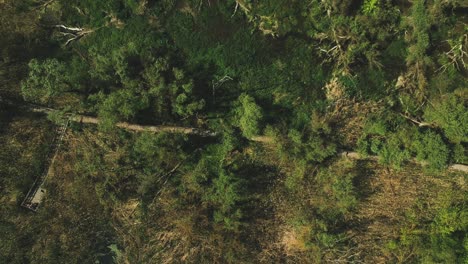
(316, 166), (358, 216)
(413, 131), (449, 170)
(377, 134), (410, 169)
(424, 93), (468, 143)
(287, 129), (336, 163)
(210, 170), (243, 231)
(235, 93), (263, 138)
(21, 59), (69, 104)
(453, 144), (467, 164)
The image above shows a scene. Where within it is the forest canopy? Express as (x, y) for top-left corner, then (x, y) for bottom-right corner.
(0, 0), (467, 263)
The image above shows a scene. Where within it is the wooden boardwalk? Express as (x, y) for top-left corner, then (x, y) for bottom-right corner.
(21, 119), (69, 211)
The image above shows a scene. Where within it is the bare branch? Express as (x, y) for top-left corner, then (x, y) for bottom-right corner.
(64, 35), (81, 46)
(33, 0), (56, 10)
(437, 33), (468, 73)
(399, 113), (432, 127)
(54, 24), (84, 32)
(232, 1), (239, 17)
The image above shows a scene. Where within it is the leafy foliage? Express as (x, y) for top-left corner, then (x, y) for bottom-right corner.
(21, 59), (69, 104)
(234, 93), (263, 138)
(413, 131), (449, 170)
(424, 93), (468, 143)
(1, 0), (468, 263)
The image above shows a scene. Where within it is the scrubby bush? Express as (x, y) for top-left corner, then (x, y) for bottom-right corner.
(234, 94), (263, 138)
(413, 131), (449, 170)
(424, 93), (468, 144)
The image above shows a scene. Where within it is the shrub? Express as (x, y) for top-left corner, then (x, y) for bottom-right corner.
(453, 144), (467, 164)
(424, 93), (468, 143)
(413, 131), (449, 170)
(362, 0), (380, 15)
(235, 94), (263, 138)
(377, 134), (410, 169)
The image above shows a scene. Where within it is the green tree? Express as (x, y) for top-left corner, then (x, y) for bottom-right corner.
(209, 170), (243, 231)
(377, 134), (410, 169)
(316, 163), (358, 217)
(169, 68), (205, 118)
(424, 93), (468, 143)
(89, 89), (149, 130)
(235, 93), (263, 138)
(413, 131), (449, 170)
(21, 59), (69, 104)
(405, 0), (431, 66)
(132, 132), (186, 198)
(362, 0), (380, 15)
(288, 129), (336, 163)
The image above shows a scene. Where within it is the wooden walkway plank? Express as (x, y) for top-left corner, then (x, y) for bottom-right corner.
(21, 119), (69, 211)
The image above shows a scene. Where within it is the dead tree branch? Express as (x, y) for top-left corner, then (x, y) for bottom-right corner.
(399, 113), (433, 127)
(54, 24), (94, 46)
(437, 33), (468, 73)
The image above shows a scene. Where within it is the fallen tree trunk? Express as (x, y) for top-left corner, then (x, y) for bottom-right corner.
(447, 164), (468, 173)
(77, 115), (217, 136)
(26, 104), (468, 173)
(28, 105), (218, 137)
(340, 151), (468, 173)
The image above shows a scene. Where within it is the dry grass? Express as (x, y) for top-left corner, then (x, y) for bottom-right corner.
(348, 162), (467, 263)
(251, 146), (467, 263)
(0, 113), (52, 205)
(326, 98), (384, 147)
(280, 227), (311, 254)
